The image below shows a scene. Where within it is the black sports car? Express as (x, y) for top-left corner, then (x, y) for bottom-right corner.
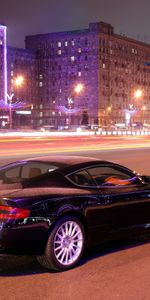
(0, 155), (150, 271)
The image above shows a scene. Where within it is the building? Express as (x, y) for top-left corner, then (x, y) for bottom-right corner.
(0, 25), (7, 104)
(1, 21), (150, 129)
(7, 46), (37, 128)
(25, 21), (150, 129)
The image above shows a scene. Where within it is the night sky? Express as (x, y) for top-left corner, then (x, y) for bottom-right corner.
(0, 0), (149, 48)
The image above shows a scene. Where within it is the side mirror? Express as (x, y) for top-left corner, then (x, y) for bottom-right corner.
(141, 175), (150, 184)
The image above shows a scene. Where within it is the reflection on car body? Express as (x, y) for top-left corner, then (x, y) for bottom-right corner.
(0, 155), (150, 271)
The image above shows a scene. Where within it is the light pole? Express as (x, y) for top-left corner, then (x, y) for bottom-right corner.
(67, 83), (84, 128)
(134, 89), (143, 126)
(7, 75), (24, 129)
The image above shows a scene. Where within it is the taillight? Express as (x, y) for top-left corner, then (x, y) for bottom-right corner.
(0, 205), (30, 219)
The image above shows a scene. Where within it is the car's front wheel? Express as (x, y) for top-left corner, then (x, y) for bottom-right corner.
(37, 215), (85, 271)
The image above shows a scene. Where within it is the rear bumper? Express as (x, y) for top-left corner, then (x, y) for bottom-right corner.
(0, 219), (51, 255)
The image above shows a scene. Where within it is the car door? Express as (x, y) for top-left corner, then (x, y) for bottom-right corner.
(67, 168), (114, 245)
(87, 164), (150, 238)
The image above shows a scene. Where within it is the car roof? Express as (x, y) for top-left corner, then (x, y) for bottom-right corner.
(25, 155), (100, 166)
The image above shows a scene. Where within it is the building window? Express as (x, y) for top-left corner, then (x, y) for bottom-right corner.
(71, 40), (75, 46)
(40, 104), (43, 109)
(65, 41), (68, 46)
(39, 74), (43, 79)
(39, 82), (43, 87)
(71, 56), (75, 62)
(102, 63), (106, 69)
(11, 71), (14, 77)
(78, 71), (81, 77)
(78, 48), (82, 53)
(40, 112), (43, 117)
(58, 50), (61, 55)
(52, 111), (56, 116)
(0, 39), (3, 45)
(58, 42), (61, 47)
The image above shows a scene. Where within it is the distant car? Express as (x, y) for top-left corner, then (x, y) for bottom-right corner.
(0, 155), (150, 271)
(40, 125), (57, 131)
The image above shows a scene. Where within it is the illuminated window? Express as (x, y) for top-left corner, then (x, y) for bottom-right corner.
(71, 56), (75, 62)
(58, 42), (61, 47)
(40, 112), (43, 117)
(40, 104), (43, 109)
(39, 82), (43, 87)
(71, 40), (75, 46)
(39, 74), (43, 79)
(65, 41), (68, 46)
(78, 48), (82, 53)
(102, 63), (106, 69)
(52, 111), (55, 116)
(78, 71), (81, 77)
(58, 50), (61, 55)
(11, 71), (13, 77)
(0, 39), (2, 45)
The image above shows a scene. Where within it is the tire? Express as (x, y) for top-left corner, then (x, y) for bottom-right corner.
(37, 215), (85, 271)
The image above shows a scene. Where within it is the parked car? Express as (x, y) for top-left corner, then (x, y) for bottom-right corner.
(0, 155), (150, 271)
(40, 125), (57, 131)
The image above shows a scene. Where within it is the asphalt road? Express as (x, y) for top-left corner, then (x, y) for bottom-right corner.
(0, 135), (150, 300)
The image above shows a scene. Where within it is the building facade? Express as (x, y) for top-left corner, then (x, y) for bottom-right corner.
(1, 21), (150, 129)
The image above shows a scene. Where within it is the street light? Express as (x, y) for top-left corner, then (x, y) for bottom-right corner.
(8, 75), (24, 129)
(74, 83), (84, 94)
(66, 83), (84, 128)
(14, 75), (24, 87)
(134, 89), (143, 99)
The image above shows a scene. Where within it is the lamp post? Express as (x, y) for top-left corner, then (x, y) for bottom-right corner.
(134, 89), (143, 126)
(67, 83), (84, 128)
(7, 75), (24, 129)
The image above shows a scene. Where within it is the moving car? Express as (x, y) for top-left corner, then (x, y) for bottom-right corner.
(0, 155), (150, 271)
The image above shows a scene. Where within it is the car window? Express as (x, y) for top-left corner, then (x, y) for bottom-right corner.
(21, 162), (58, 179)
(87, 165), (139, 186)
(68, 169), (95, 186)
(4, 166), (21, 178)
(1, 165), (22, 183)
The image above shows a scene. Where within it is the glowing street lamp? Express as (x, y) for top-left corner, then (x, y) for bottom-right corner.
(14, 75), (24, 87)
(134, 89), (143, 99)
(74, 83), (84, 94)
(107, 106), (111, 112)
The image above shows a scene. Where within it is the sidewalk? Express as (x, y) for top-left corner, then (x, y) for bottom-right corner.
(0, 129), (150, 137)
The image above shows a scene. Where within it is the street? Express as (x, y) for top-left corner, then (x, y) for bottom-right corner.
(0, 135), (150, 300)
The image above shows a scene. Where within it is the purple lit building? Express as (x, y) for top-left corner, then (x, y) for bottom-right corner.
(7, 47), (37, 127)
(25, 21), (150, 129)
(0, 25), (7, 104)
(25, 23), (100, 128)
(1, 21), (150, 129)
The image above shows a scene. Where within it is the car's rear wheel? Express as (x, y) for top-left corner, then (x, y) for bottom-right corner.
(37, 215), (85, 271)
